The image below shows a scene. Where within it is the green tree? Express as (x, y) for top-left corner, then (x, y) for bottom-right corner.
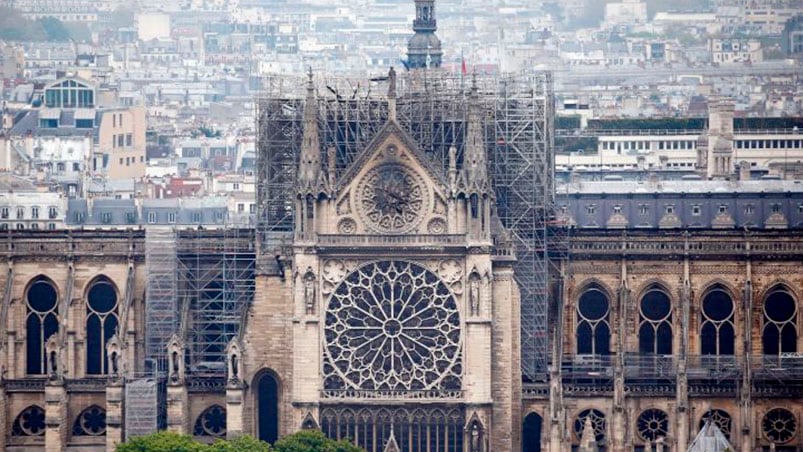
(273, 430), (364, 452)
(38, 16), (71, 41)
(209, 435), (273, 452)
(0, 7), (45, 41)
(116, 431), (207, 452)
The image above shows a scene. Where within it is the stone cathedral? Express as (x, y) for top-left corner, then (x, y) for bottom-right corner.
(1, 76), (803, 452)
(237, 74), (521, 451)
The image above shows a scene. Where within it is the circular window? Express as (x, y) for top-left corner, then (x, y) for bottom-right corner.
(765, 291), (796, 323)
(356, 165), (427, 234)
(72, 406), (106, 436)
(763, 408), (796, 444)
(87, 281), (117, 314)
(194, 405), (226, 437)
(578, 289), (608, 321)
(12, 406), (46, 436)
(702, 290), (733, 322)
(324, 261), (461, 393)
(573, 409), (606, 444)
(27, 280), (58, 313)
(699, 409), (732, 440)
(637, 409), (669, 442)
(640, 290), (671, 321)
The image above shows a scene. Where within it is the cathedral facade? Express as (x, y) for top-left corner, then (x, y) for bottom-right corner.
(1, 73), (803, 452)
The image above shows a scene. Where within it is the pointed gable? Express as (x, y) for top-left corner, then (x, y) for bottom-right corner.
(328, 117), (451, 235)
(336, 119), (447, 193)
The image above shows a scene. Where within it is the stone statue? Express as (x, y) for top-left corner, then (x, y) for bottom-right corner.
(303, 268), (316, 315)
(230, 353), (239, 379)
(388, 67), (397, 98)
(49, 350), (58, 379)
(469, 276), (480, 316)
(110, 350), (119, 375)
(170, 350), (180, 382)
(470, 423), (482, 452)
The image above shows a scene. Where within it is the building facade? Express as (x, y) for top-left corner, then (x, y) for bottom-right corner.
(1, 73), (802, 452)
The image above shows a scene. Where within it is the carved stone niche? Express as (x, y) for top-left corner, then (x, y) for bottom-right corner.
(226, 338), (244, 387)
(166, 334), (186, 386)
(106, 334), (124, 383)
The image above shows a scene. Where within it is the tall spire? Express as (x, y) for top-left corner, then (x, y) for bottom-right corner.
(461, 75), (489, 193)
(407, 0), (442, 69)
(297, 69), (322, 194)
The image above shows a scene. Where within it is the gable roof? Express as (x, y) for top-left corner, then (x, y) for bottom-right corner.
(336, 118), (448, 192)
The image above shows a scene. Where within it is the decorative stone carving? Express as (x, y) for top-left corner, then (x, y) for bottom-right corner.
(46, 336), (60, 381)
(302, 267), (317, 315)
(322, 259), (347, 284)
(356, 164), (428, 234)
(437, 259), (462, 283)
(337, 218), (357, 234)
(226, 338), (243, 386)
(167, 334), (186, 385)
(301, 412), (318, 430)
(427, 217), (447, 234)
(323, 261), (461, 393)
(336, 194), (352, 215)
(106, 334), (124, 382)
(468, 269), (481, 317)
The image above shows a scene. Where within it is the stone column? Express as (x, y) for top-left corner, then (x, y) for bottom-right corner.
(489, 264), (521, 451)
(612, 270), (629, 452)
(676, 255), (691, 451)
(44, 380), (68, 452)
(166, 383), (189, 434)
(106, 381), (125, 452)
(0, 380), (7, 452)
(226, 383), (246, 440)
(741, 266), (754, 452)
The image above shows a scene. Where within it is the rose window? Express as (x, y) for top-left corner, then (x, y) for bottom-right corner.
(637, 409), (669, 442)
(324, 261), (462, 393)
(763, 408), (796, 444)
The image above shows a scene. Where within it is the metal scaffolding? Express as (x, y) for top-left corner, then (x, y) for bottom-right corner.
(176, 228), (256, 375)
(145, 227), (178, 372)
(256, 70), (558, 380)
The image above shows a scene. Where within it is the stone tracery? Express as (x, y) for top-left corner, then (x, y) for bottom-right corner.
(323, 260), (461, 394)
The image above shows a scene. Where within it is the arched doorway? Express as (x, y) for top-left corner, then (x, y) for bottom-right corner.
(256, 372), (279, 443)
(522, 412), (543, 452)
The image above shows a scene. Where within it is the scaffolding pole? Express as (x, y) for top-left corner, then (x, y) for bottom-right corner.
(256, 70), (558, 380)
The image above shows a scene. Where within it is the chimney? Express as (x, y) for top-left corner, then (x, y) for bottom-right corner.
(739, 160), (750, 181)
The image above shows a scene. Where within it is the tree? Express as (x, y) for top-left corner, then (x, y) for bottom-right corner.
(116, 431), (365, 452)
(116, 431), (207, 452)
(273, 430), (364, 452)
(38, 16), (71, 41)
(208, 436), (273, 452)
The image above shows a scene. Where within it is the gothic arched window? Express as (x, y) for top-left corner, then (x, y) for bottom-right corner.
(26, 278), (59, 375)
(576, 288), (610, 355)
(700, 288), (735, 355)
(12, 405), (46, 437)
(194, 405), (226, 438)
(72, 405), (106, 436)
(86, 278), (119, 375)
(762, 288), (797, 356)
(638, 288), (673, 355)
